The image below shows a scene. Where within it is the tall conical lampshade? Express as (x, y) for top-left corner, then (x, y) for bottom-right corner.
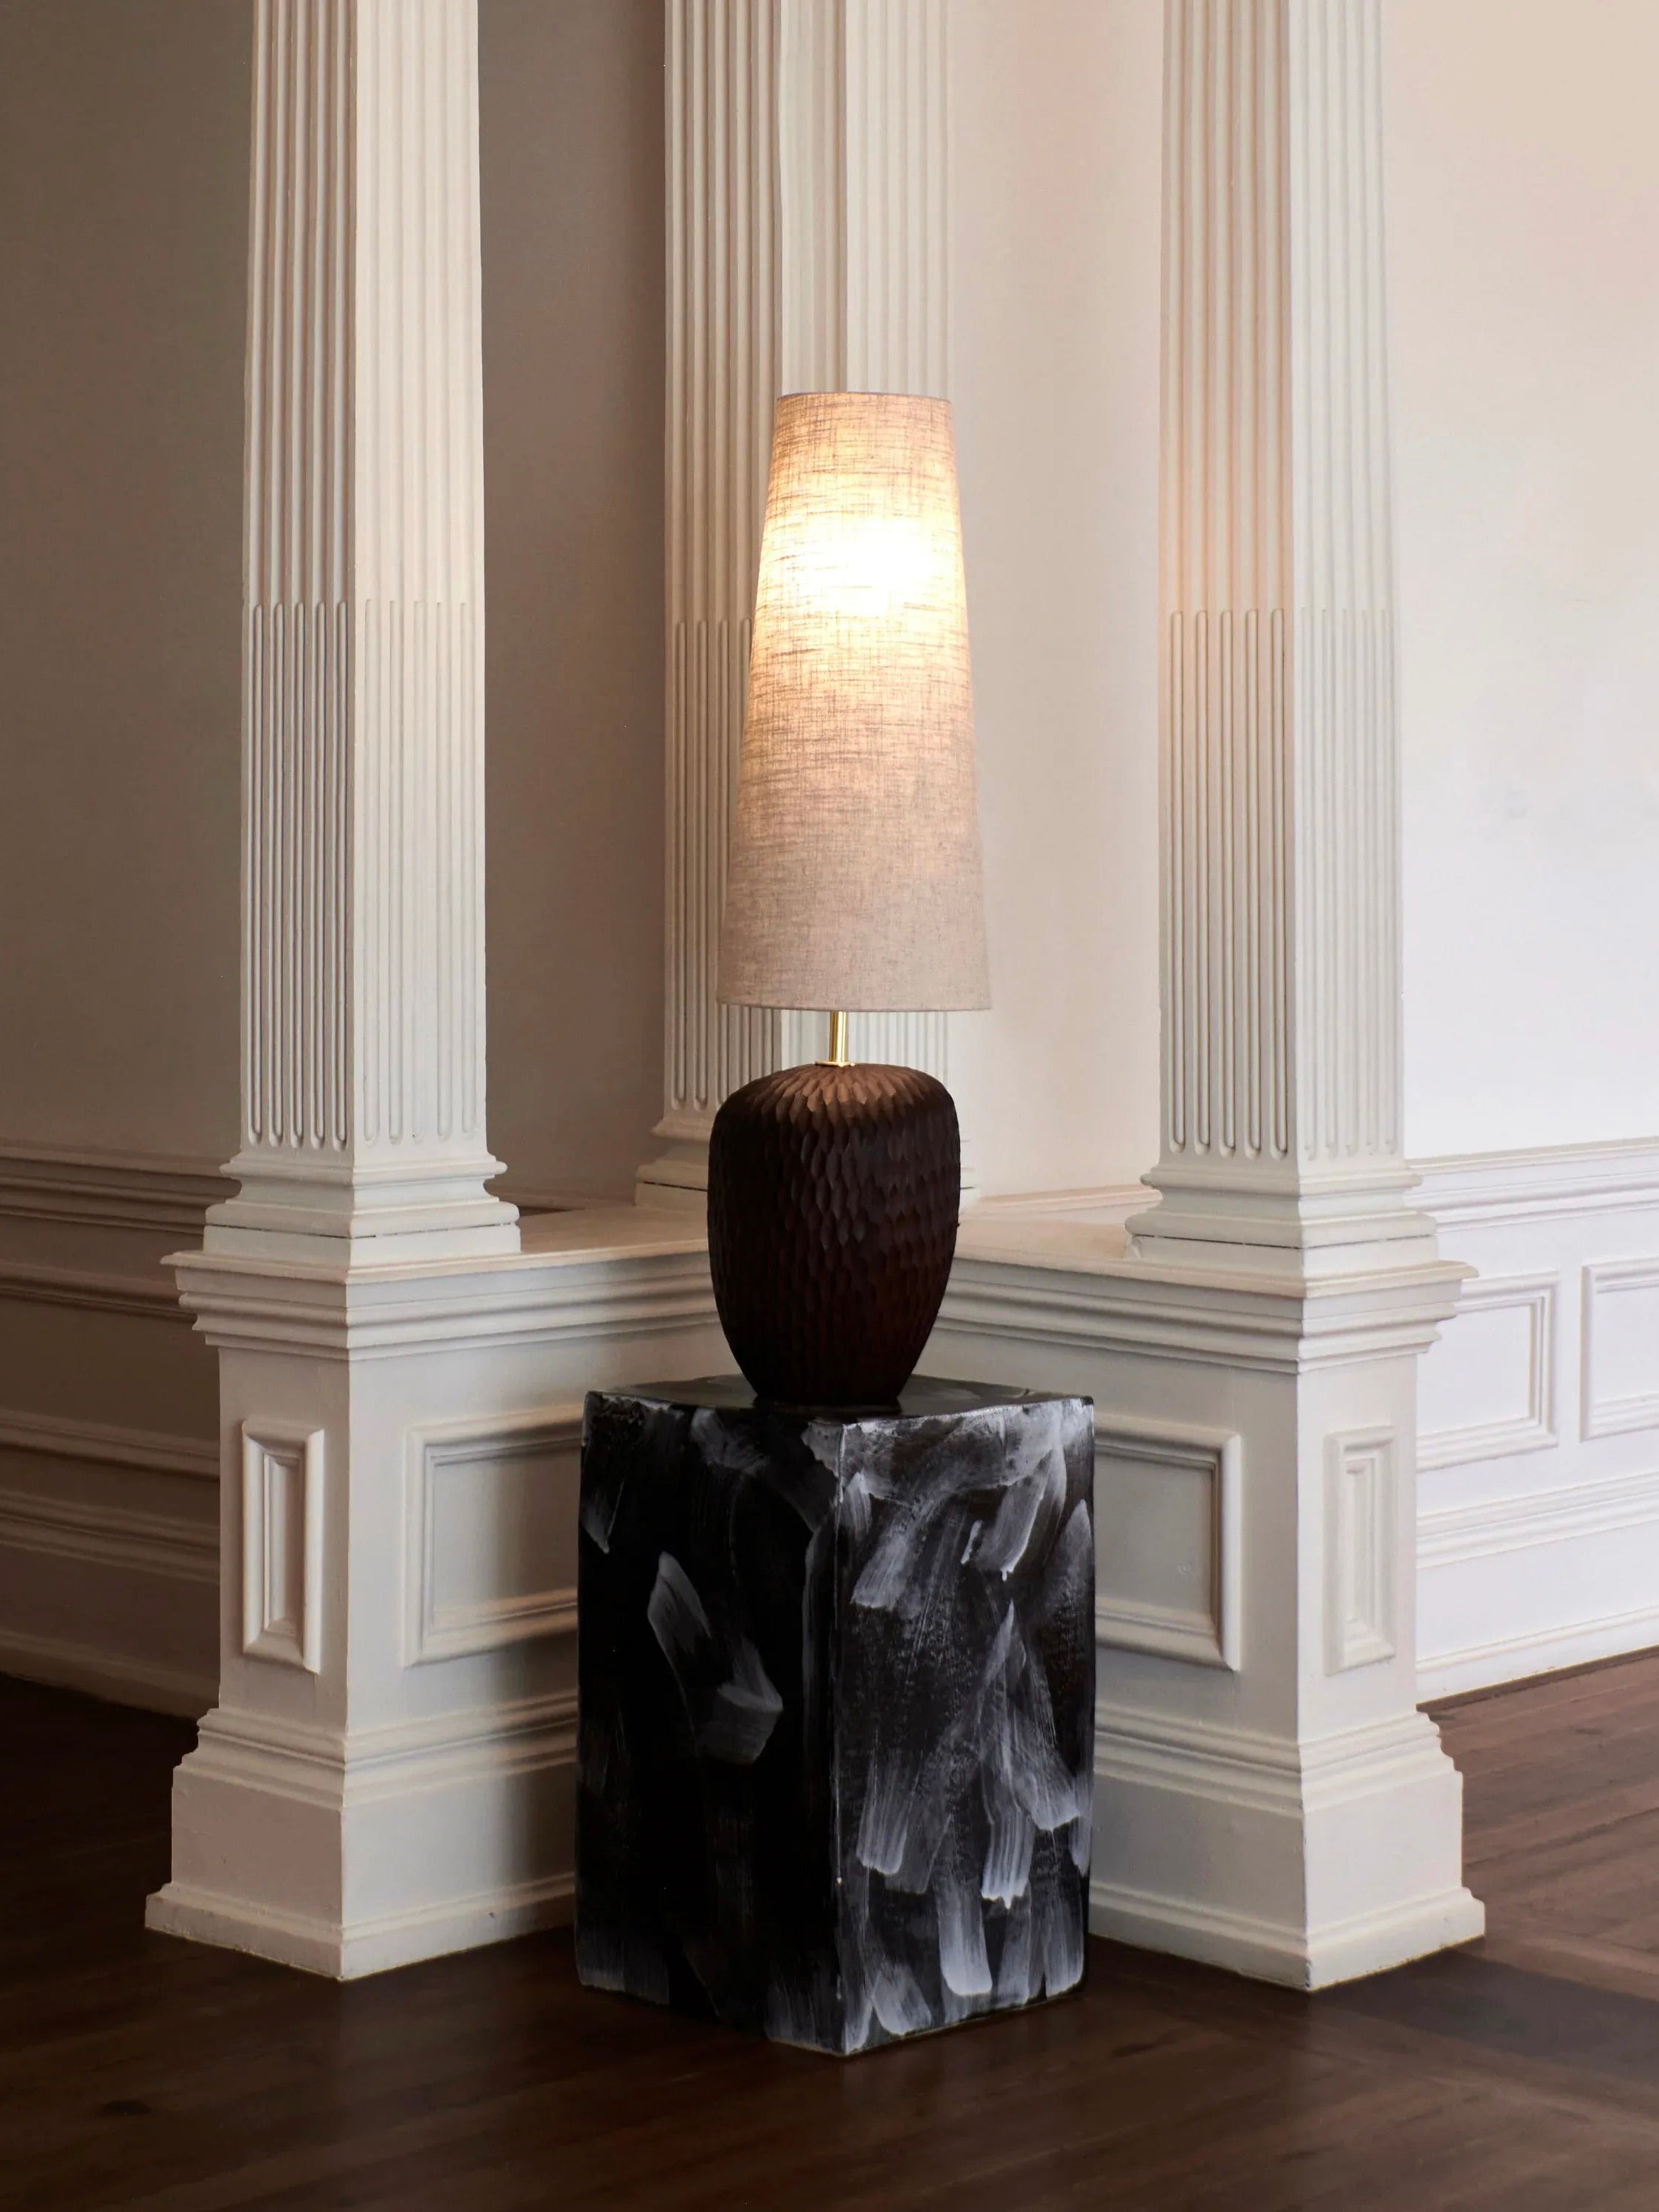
(718, 392), (990, 1015)
(710, 394), (990, 1411)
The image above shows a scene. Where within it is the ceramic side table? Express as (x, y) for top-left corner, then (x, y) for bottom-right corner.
(575, 1377), (1095, 2056)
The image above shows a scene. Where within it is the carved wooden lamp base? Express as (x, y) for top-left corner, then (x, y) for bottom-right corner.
(707, 1062), (961, 1409)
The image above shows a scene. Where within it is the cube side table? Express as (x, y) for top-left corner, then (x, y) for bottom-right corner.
(575, 1377), (1095, 2056)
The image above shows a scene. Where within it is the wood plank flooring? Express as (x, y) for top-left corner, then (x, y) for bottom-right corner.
(5, 1656), (1659, 2208)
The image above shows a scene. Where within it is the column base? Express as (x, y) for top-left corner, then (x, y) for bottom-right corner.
(149, 1217), (726, 1981)
(930, 1228), (1483, 1994)
(147, 1696), (576, 1980)
(145, 1874), (571, 1982)
(634, 1126), (714, 1214)
(206, 1153), (521, 1264)
(1090, 1705), (1484, 1990)
(1128, 1165), (1442, 1281)
(1092, 1878), (1485, 1991)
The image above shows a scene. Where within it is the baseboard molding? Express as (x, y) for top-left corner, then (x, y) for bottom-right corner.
(1091, 1877), (1484, 1991)
(146, 1869), (573, 1980)
(155, 1689), (579, 1977)
(0, 1623), (215, 1717)
(1088, 1700), (1478, 1987)
(1417, 1606), (1659, 1703)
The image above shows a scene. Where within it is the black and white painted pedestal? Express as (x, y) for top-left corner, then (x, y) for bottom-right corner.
(576, 1377), (1095, 2056)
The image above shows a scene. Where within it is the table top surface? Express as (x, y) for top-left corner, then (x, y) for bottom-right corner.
(591, 1375), (1090, 1421)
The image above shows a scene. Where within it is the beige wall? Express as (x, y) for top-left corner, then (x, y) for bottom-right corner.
(0, 0), (247, 1164)
(480, 0), (667, 1205)
(0, 0), (668, 1202)
(947, 0), (1164, 1200)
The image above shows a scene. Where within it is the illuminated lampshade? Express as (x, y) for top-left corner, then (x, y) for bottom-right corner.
(717, 392), (989, 1015)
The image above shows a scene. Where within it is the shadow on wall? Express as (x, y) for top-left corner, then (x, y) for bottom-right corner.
(480, 0), (668, 1209)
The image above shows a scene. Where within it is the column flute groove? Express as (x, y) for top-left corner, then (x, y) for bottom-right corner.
(209, 0), (514, 1262)
(1134, 0), (1420, 1275)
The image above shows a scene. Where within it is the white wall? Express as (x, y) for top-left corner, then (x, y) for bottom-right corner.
(947, 0), (1164, 1200)
(949, 0), (1659, 1195)
(1388, 0), (1659, 1157)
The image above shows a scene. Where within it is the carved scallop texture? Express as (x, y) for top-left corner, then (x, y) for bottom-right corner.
(1159, 0), (1401, 1181)
(241, 0), (487, 1164)
(666, 1), (785, 1130)
(662, 0), (953, 1144)
(708, 1062), (960, 1408)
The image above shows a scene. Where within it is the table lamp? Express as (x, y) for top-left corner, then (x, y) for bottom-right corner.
(711, 392), (990, 1408)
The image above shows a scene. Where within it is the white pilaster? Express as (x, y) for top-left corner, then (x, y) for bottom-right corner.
(1130, 0), (1425, 1277)
(148, 1), (732, 1979)
(929, 0), (1481, 1992)
(207, 0), (516, 1265)
(639, 0), (968, 1211)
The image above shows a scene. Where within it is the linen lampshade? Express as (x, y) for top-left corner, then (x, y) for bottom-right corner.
(717, 392), (990, 1015)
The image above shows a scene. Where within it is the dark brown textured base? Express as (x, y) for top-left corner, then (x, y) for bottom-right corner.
(707, 1061), (960, 1408)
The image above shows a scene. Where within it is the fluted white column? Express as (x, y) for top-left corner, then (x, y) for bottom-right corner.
(936, 0), (1481, 1992)
(207, 0), (516, 1263)
(639, 0), (965, 1208)
(1131, 0), (1422, 1277)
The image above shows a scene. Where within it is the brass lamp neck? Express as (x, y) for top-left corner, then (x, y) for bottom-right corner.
(824, 1011), (852, 1068)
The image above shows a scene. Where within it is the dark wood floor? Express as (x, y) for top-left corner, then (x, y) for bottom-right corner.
(6, 1660), (1659, 2211)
